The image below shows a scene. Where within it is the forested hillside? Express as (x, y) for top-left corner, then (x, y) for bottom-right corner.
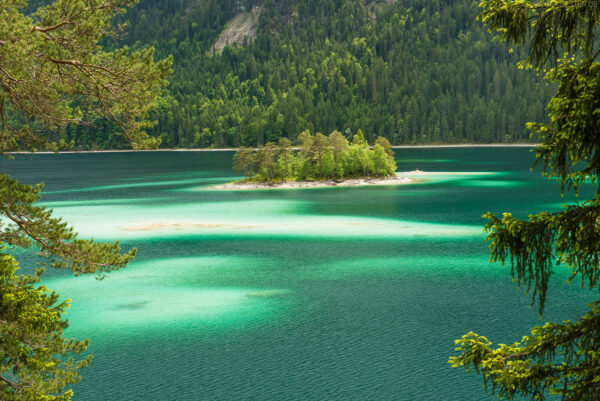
(62, 0), (554, 149)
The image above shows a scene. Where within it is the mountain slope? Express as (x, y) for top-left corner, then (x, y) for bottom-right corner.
(64, 0), (553, 149)
(210, 7), (261, 55)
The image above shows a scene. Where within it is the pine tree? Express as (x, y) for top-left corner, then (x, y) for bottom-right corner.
(277, 137), (293, 178)
(375, 136), (394, 158)
(233, 146), (255, 178)
(0, 0), (169, 398)
(329, 130), (349, 177)
(450, 2), (600, 399)
(312, 132), (329, 178)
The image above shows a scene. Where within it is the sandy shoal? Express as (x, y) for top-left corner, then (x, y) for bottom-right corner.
(212, 174), (416, 190)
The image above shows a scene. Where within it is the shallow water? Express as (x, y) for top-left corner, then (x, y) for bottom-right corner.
(1, 148), (596, 400)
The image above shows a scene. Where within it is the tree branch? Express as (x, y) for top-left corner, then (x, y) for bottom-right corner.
(31, 20), (74, 33)
(0, 375), (19, 391)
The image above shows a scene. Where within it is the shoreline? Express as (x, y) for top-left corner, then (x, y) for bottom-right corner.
(212, 174), (416, 190)
(5, 143), (538, 154)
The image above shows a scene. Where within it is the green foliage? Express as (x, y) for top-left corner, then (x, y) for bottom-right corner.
(450, 1), (600, 400)
(375, 136), (394, 158)
(277, 137), (293, 178)
(232, 146), (255, 177)
(453, 302), (600, 400)
(0, 174), (136, 277)
(235, 130), (396, 181)
(0, 251), (90, 400)
(479, 0), (600, 196)
(0, 0), (171, 152)
(0, 0), (169, 398)
(59, 0), (554, 149)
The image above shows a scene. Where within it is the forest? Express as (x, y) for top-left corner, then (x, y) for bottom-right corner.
(57, 0), (555, 149)
(232, 130), (397, 181)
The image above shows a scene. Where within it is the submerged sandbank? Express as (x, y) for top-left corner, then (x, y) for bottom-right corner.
(123, 222), (258, 231)
(213, 173), (415, 190)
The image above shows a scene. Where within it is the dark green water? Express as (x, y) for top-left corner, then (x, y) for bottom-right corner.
(1, 148), (596, 400)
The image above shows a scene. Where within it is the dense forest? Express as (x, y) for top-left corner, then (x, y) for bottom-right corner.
(59, 0), (554, 149)
(233, 130), (397, 181)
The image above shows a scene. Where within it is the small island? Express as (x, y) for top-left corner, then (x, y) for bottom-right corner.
(215, 129), (414, 190)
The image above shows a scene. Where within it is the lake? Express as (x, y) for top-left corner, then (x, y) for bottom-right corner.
(1, 147), (595, 400)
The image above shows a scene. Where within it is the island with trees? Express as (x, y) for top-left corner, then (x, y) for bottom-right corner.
(217, 129), (412, 189)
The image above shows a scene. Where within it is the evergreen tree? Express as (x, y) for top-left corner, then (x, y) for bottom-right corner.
(0, 0), (169, 398)
(312, 133), (329, 178)
(254, 142), (277, 180)
(0, 251), (90, 401)
(277, 137), (293, 178)
(450, 2), (600, 399)
(375, 136), (394, 158)
(231, 128), (397, 182)
(329, 130), (349, 177)
(297, 129), (315, 177)
(233, 146), (255, 177)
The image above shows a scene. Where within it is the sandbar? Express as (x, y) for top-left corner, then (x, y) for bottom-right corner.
(122, 222), (257, 231)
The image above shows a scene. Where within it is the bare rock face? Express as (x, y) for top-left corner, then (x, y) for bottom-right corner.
(209, 7), (262, 55)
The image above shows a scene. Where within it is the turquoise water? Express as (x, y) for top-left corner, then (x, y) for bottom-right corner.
(1, 148), (596, 400)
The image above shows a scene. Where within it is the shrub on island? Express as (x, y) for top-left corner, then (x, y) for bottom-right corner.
(233, 130), (397, 181)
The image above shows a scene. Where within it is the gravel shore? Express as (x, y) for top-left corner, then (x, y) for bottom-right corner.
(213, 174), (415, 190)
